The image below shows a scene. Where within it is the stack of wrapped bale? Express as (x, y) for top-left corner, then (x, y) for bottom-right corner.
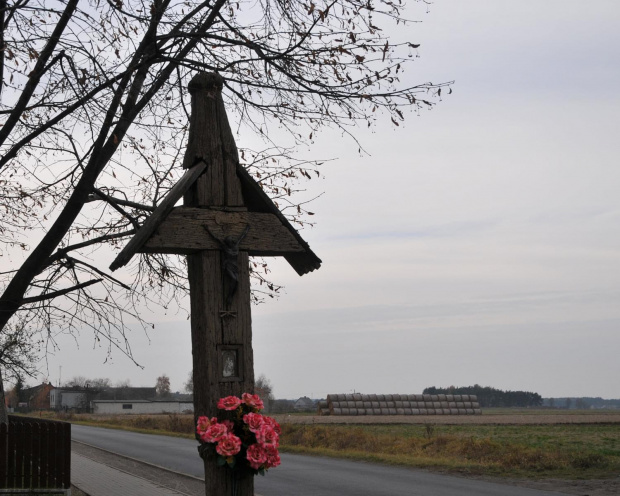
(320, 393), (481, 415)
(317, 400), (329, 416)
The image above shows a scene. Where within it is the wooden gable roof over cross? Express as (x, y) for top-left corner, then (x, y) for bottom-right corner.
(109, 74), (321, 276)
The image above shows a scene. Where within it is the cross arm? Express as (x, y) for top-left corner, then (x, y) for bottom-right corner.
(140, 207), (307, 258)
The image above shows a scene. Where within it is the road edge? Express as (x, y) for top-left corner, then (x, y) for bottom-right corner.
(72, 439), (205, 482)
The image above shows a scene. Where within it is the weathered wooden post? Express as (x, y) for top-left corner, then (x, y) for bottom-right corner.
(110, 73), (320, 495)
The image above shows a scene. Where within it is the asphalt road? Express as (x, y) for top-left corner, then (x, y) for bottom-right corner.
(72, 424), (569, 496)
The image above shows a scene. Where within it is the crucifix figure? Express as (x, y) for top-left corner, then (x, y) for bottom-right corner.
(109, 72), (320, 496)
(204, 224), (250, 308)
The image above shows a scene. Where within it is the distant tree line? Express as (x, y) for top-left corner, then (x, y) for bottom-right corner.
(423, 385), (543, 408)
(269, 399), (298, 414)
(544, 397), (620, 409)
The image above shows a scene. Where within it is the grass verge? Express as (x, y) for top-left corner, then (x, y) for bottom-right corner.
(279, 423), (620, 479)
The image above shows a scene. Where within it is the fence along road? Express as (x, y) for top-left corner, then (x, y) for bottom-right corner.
(71, 424), (570, 496)
(1, 415), (70, 493)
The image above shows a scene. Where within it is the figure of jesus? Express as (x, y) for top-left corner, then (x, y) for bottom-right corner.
(205, 224), (250, 308)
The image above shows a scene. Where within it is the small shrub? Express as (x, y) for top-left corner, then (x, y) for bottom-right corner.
(570, 453), (607, 470)
(424, 424), (435, 439)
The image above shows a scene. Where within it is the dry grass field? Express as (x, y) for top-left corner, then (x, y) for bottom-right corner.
(273, 410), (620, 495)
(273, 411), (620, 426)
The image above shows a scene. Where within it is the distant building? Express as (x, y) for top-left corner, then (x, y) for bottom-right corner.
(50, 386), (158, 412)
(3, 382), (54, 412)
(21, 383), (55, 410)
(3, 388), (16, 412)
(92, 399), (194, 415)
(50, 387), (91, 411)
(294, 396), (316, 411)
(269, 399), (296, 414)
(96, 387), (156, 401)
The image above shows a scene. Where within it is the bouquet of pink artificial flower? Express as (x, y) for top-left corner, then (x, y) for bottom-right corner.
(196, 393), (281, 476)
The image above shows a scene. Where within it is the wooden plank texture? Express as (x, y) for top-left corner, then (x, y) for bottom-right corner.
(183, 73), (243, 207)
(141, 208), (306, 255)
(188, 249), (255, 496)
(22, 421), (31, 489)
(235, 163), (322, 275)
(3, 417), (70, 491)
(62, 422), (71, 488)
(7, 420), (16, 488)
(0, 423), (7, 489)
(48, 423), (58, 488)
(109, 160), (208, 271)
(31, 422), (41, 489)
(184, 73), (255, 496)
(41, 422), (51, 488)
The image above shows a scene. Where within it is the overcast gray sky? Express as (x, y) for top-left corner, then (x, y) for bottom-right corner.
(41, 0), (620, 399)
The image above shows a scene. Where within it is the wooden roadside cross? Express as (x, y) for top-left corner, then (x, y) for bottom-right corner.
(110, 72), (321, 495)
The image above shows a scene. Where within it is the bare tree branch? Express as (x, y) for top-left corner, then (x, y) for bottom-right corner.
(0, 0), (80, 146)
(19, 278), (103, 305)
(45, 230), (136, 267)
(87, 192), (155, 212)
(0, 0), (450, 422)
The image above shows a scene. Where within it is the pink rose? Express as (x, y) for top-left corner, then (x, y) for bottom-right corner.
(196, 416), (217, 436)
(246, 443), (267, 470)
(217, 396), (242, 411)
(264, 444), (281, 469)
(201, 423), (229, 443)
(263, 416), (281, 435)
(221, 420), (235, 432)
(256, 424), (279, 447)
(242, 393), (264, 411)
(243, 412), (265, 433)
(216, 433), (242, 457)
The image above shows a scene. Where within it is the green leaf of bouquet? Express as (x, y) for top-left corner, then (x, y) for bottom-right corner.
(216, 456), (227, 466)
